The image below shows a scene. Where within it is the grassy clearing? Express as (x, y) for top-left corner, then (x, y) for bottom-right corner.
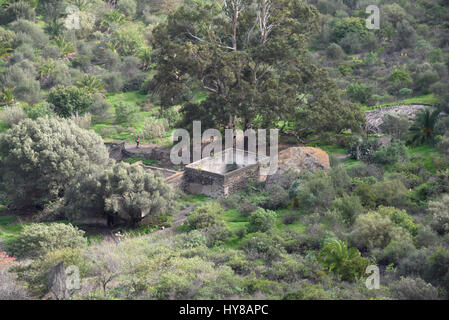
(364, 94), (438, 111)
(123, 157), (162, 167)
(408, 144), (445, 173)
(222, 207), (305, 248)
(104, 91), (148, 107)
(0, 214), (24, 243)
(307, 142), (362, 169)
(94, 91), (154, 142)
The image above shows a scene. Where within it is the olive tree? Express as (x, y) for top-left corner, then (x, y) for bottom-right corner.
(6, 223), (87, 259)
(64, 162), (177, 226)
(0, 117), (111, 209)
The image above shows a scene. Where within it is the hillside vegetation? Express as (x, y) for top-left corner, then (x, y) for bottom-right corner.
(0, 0), (449, 301)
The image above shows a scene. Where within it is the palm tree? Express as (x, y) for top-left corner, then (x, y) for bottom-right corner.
(0, 88), (15, 107)
(76, 75), (104, 94)
(318, 239), (368, 282)
(138, 47), (152, 71)
(52, 36), (76, 56)
(408, 109), (440, 146)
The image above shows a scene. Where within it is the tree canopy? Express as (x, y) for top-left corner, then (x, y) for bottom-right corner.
(0, 117), (111, 209)
(150, 0), (364, 141)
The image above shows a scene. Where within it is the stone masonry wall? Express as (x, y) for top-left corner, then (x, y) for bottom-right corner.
(223, 164), (260, 195)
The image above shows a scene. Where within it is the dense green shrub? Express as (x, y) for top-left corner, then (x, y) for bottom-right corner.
(346, 83), (372, 104)
(0, 60), (42, 104)
(380, 113), (411, 140)
(331, 194), (364, 225)
(110, 25), (143, 56)
(372, 179), (410, 208)
(0, 26), (15, 55)
(0, 117), (110, 209)
(24, 102), (54, 120)
(378, 239), (416, 265)
(10, 19), (49, 49)
(414, 70), (439, 94)
(141, 117), (168, 139)
(47, 86), (93, 118)
(262, 184), (290, 210)
(186, 202), (225, 230)
(7, 223), (86, 259)
(0, 106), (27, 127)
(241, 233), (285, 261)
(115, 101), (139, 124)
(351, 211), (411, 250)
(347, 163), (384, 180)
(37, 59), (72, 89)
(373, 140), (409, 165)
(89, 93), (111, 118)
(248, 208), (277, 233)
(292, 172), (336, 213)
(0, 1), (35, 24)
(65, 162), (176, 226)
(377, 206), (417, 235)
(117, 0), (137, 17)
(326, 43), (345, 60)
(429, 195), (449, 235)
(102, 72), (124, 92)
(390, 277), (440, 300)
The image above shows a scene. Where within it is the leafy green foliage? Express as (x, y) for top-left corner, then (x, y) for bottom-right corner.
(65, 162), (176, 226)
(7, 223), (86, 259)
(248, 208), (277, 233)
(373, 140), (409, 165)
(318, 239), (369, 282)
(48, 86), (94, 118)
(0, 117), (110, 209)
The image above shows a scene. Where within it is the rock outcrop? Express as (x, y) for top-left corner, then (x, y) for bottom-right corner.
(266, 147), (330, 186)
(277, 147), (330, 173)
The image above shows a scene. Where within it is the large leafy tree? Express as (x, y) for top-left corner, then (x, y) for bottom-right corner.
(150, 0), (363, 141)
(0, 117), (111, 209)
(64, 162), (177, 226)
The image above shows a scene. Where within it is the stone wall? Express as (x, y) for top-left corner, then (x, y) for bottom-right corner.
(184, 167), (226, 197)
(105, 141), (126, 161)
(164, 171), (185, 190)
(223, 163), (260, 195)
(365, 105), (433, 134)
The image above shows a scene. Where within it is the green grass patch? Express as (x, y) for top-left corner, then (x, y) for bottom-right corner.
(179, 194), (212, 206)
(0, 121), (8, 134)
(274, 209), (305, 232)
(365, 94), (438, 111)
(123, 157), (161, 167)
(407, 144), (444, 173)
(0, 215), (24, 243)
(105, 91), (147, 107)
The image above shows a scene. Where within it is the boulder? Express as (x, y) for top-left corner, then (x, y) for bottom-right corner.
(266, 147), (330, 186)
(277, 147), (330, 172)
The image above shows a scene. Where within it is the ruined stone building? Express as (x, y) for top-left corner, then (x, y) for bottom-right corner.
(106, 142), (330, 198)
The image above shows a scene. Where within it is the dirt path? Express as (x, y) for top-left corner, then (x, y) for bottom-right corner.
(124, 143), (160, 154)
